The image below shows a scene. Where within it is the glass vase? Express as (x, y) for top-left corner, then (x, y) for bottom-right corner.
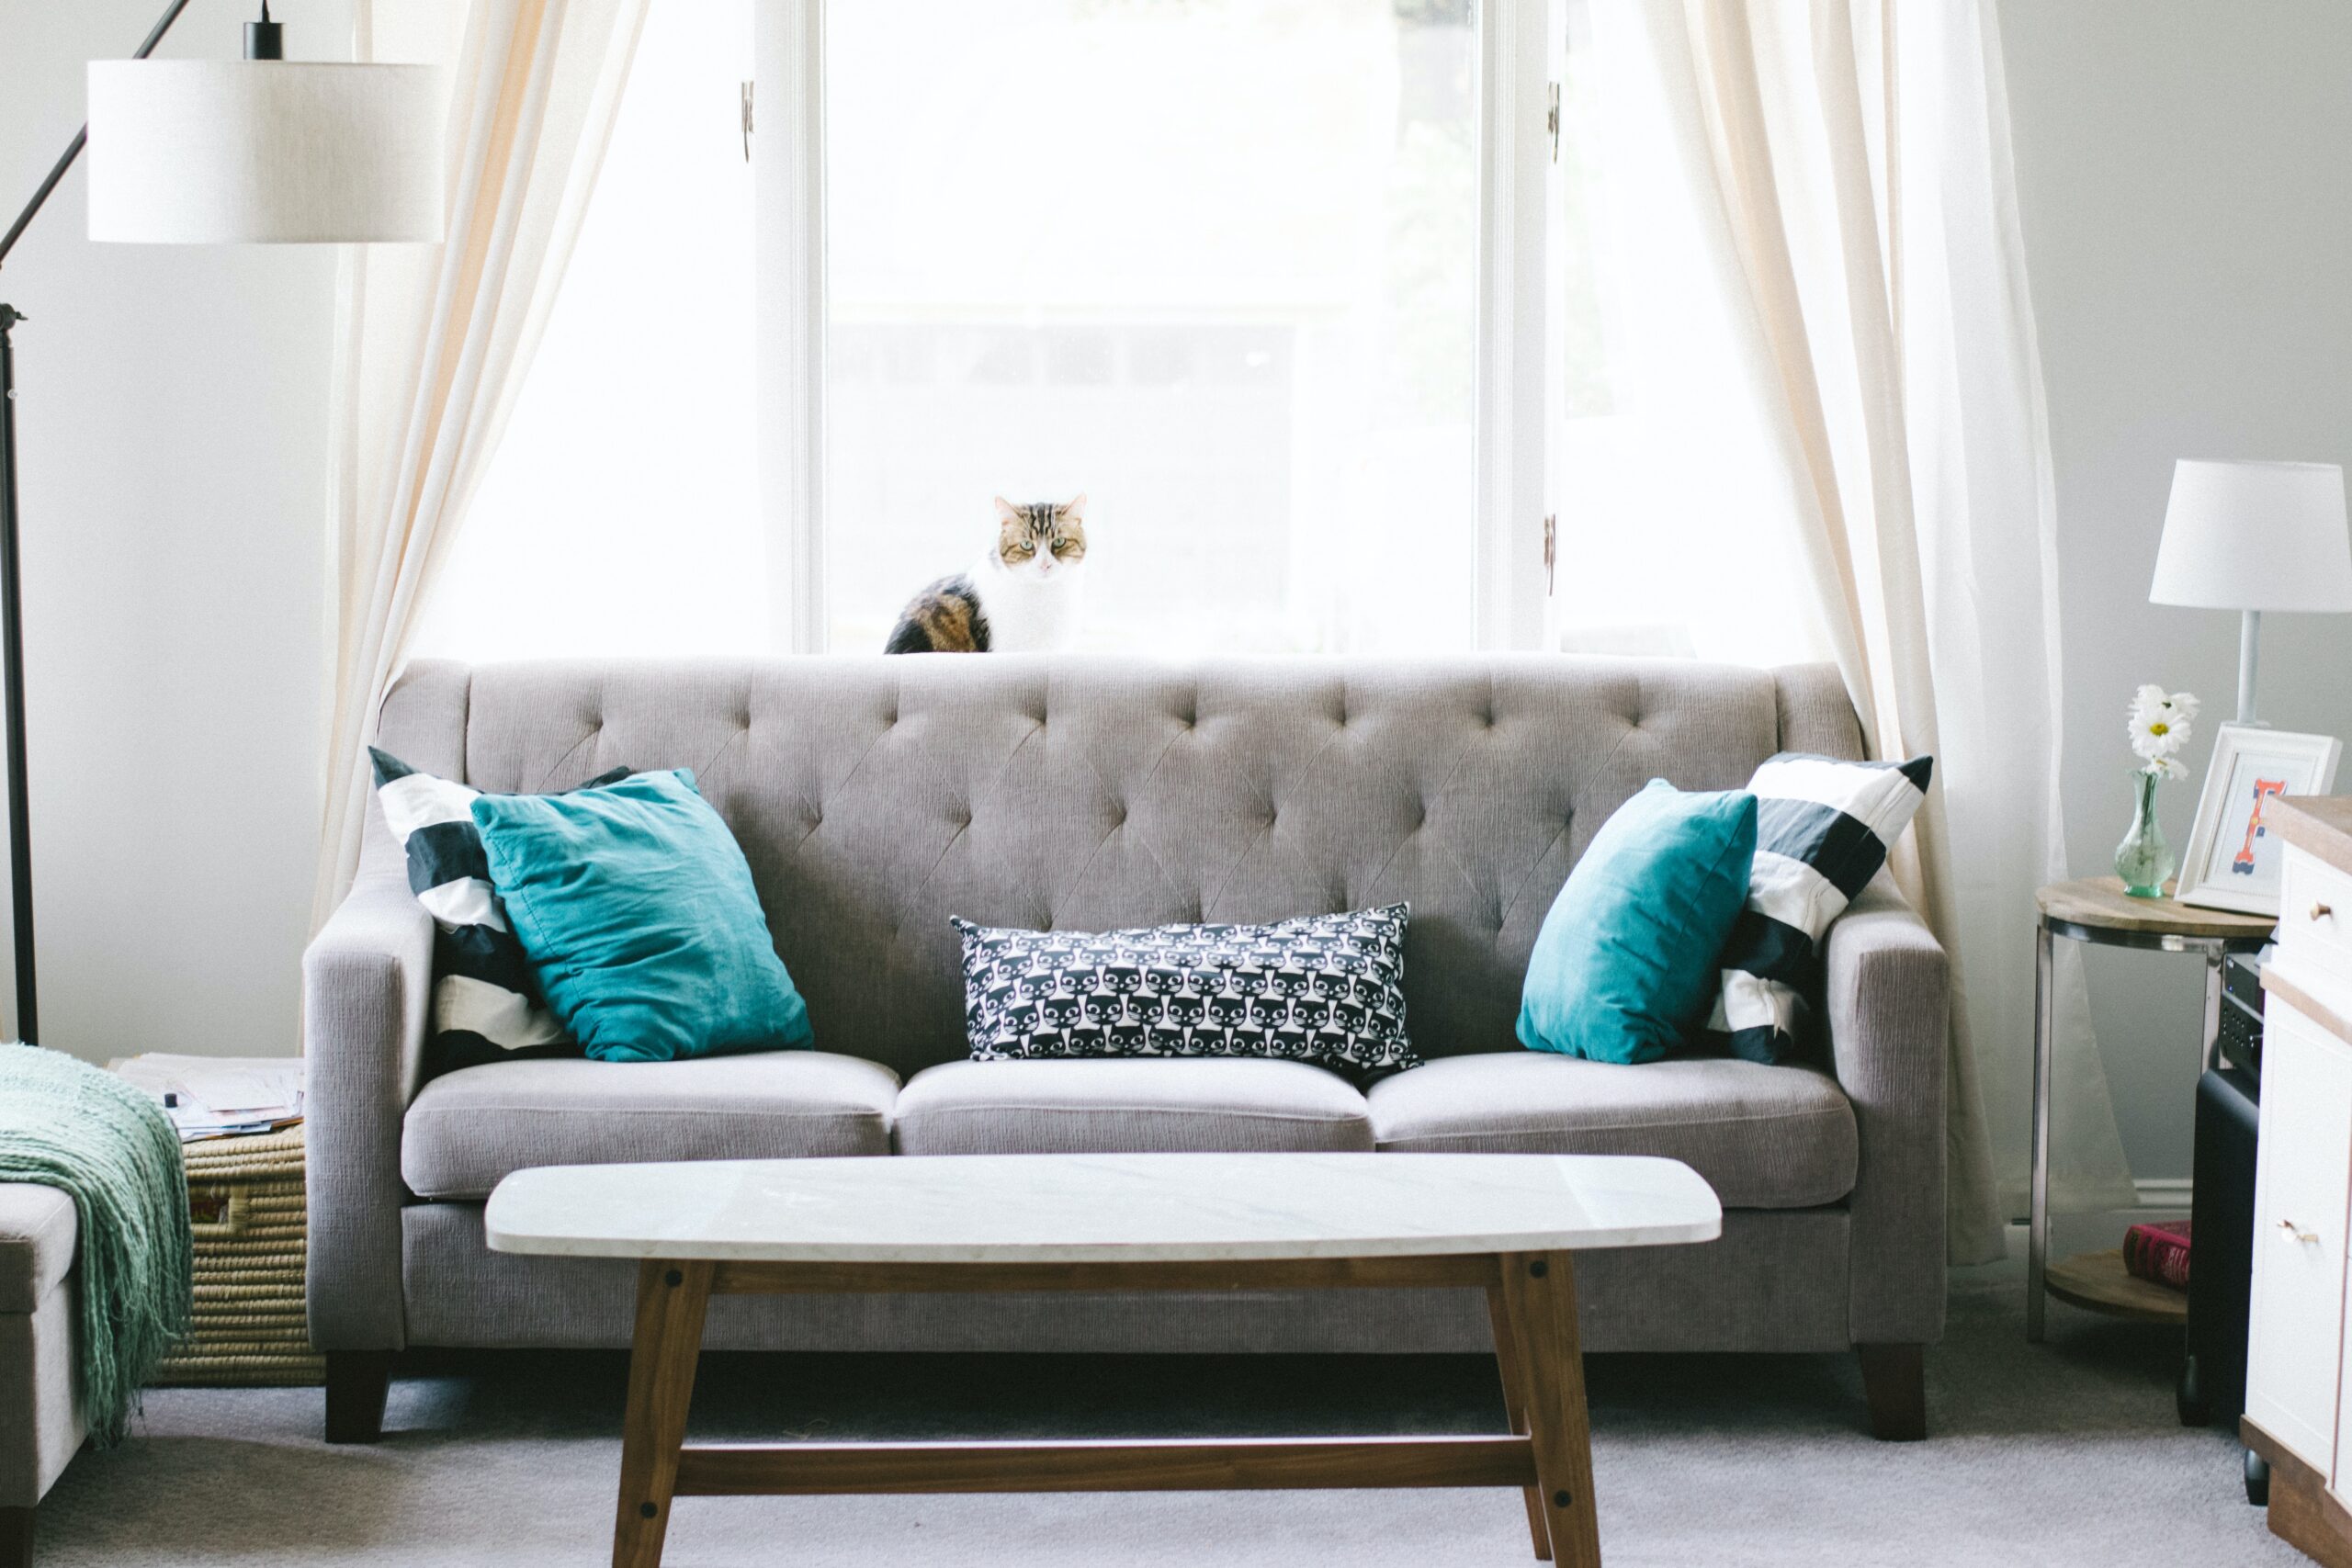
(2114, 769), (2175, 898)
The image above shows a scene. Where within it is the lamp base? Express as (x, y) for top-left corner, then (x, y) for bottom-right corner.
(2235, 609), (2264, 728)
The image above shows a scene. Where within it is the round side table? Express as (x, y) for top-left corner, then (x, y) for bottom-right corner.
(2029, 876), (2273, 1344)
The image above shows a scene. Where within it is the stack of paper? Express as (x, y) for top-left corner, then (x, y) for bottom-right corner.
(110, 1055), (305, 1144)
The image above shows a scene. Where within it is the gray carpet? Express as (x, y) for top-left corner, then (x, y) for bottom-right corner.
(33, 1264), (2296, 1566)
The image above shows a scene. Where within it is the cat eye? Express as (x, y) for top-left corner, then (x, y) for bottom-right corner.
(1051, 540), (1080, 556)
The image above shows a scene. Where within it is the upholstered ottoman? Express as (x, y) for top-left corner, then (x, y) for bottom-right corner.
(0, 1184), (83, 1568)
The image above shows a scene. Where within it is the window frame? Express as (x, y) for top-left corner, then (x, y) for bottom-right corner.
(753, 0), (1558, 655)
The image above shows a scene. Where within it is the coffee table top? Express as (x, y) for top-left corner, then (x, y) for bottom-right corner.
(484, 1153), (1722, 1265)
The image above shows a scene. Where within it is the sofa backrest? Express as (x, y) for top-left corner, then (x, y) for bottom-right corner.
(371, 656), (1861, 1077)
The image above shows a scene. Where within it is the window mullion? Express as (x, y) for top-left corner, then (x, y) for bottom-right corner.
(754, 0), (827, 653)
(1475, 0), (1555, 651)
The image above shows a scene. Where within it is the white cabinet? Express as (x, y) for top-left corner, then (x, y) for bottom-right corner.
(2247, 993), (2352, 1475)
(2281, 851), (2352, 993)
(2249, 810), (2352, 1561)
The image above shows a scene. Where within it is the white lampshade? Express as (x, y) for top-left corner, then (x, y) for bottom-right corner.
(2150, 458), (2352, 613)
(86, 61), (444, 244)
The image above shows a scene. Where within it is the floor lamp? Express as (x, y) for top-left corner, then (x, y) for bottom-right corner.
(0, 2), (440, 1043)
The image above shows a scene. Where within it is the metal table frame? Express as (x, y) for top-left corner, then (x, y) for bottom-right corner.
(2029, 912), (2268, 1341)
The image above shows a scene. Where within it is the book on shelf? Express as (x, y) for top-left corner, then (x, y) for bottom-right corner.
(2122, 1217), (2190, 1291)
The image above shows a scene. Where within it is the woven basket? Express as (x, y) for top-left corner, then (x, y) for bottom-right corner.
(152, 1123), (326, 1387)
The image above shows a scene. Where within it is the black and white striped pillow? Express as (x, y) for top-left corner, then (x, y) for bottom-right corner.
(369, 749), (632, 1080)
(1709, 752), (1932, 1064)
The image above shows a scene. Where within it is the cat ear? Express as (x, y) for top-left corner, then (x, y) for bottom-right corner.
(992, 495), (1022, 524)
(1062, 493), (1089, 522)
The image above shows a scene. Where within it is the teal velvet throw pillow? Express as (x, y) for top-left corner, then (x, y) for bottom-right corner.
(1517, 779), (1758, 1065)
(469, 769), (813, 1063)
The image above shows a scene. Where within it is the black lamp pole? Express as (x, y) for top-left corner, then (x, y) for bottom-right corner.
(0, 0), (217, 1043)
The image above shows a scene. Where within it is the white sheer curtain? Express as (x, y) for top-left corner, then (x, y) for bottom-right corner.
(1890, 0), (2138, 1235)
(313, 0), (650, 921)
(1580, 0), (2135, 1260)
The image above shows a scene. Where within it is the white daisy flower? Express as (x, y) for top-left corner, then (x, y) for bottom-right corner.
(2126, 685), (2197, 777)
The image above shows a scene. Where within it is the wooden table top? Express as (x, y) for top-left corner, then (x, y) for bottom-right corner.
(2036, 876), (2278, 940)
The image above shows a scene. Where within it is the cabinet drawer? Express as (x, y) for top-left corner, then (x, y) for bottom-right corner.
(2280, 850), (2352, 991)
(2248, 996), (2352, 1478)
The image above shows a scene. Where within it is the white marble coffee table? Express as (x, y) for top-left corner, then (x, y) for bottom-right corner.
(487, 1152), (1722, 1568)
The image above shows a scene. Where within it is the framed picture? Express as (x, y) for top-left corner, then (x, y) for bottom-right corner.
(2177, 724), (2342, 914)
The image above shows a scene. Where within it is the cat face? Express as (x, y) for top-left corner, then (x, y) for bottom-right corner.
(992, 495), (1089, 580)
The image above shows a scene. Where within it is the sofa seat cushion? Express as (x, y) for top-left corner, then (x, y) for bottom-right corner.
(893, 1059), (1374, 1155)
(1367, 1052), (1856, 1210)
(401, 1052), (899, 1201)
(0, 1184), (76, 1313)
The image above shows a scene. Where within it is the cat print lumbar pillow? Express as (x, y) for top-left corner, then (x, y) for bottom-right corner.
(885, 494), (1088, 653)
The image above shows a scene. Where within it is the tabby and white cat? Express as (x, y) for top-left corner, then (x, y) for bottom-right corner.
(884, 495), (1089, 653)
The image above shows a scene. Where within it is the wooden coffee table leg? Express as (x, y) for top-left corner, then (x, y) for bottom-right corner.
(614, 1259), (714, 1568)
(1486, 1280), (1554, 1561)
(1498, 1251), (1600, 1568)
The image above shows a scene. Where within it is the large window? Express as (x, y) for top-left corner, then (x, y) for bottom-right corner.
(821, 0), (1478, 655)
(418, 0), (1830, 669)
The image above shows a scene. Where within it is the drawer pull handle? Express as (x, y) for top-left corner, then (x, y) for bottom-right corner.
(2313, 901), (2336, 922)
(2278, 1220), (2323, 1246)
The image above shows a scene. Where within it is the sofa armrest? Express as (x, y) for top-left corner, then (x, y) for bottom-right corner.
(1821, 874), (1950, 1346)
(304, 869), (432, 1352)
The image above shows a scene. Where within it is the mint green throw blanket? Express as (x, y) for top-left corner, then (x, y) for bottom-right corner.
(0, 1045), (192, 1445)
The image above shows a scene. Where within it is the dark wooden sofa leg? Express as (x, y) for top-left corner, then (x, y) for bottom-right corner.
(1, 1504), (33, 1568)
(324, 1350), (392, 1444)
(1857, 1344), (1927, 1441)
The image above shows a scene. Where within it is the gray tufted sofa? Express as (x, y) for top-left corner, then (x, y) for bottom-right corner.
(305, 655), (1949, 1444)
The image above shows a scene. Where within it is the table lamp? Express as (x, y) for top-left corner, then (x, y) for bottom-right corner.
(0, 2), (443, 1043)
(2149, 458), (2352, 726)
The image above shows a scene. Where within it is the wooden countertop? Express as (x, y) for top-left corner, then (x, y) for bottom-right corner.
(2036, 875), (2278, 939)
(2271, 795), (2352, 881)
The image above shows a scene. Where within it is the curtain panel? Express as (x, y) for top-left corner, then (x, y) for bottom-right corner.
(1592, 0), (2134, 1261)
(314, 0), (649, 923)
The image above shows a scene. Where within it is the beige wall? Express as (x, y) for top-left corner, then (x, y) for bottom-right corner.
(1999, 0), (2352, 1180)
(0, 0), (349, 1061)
